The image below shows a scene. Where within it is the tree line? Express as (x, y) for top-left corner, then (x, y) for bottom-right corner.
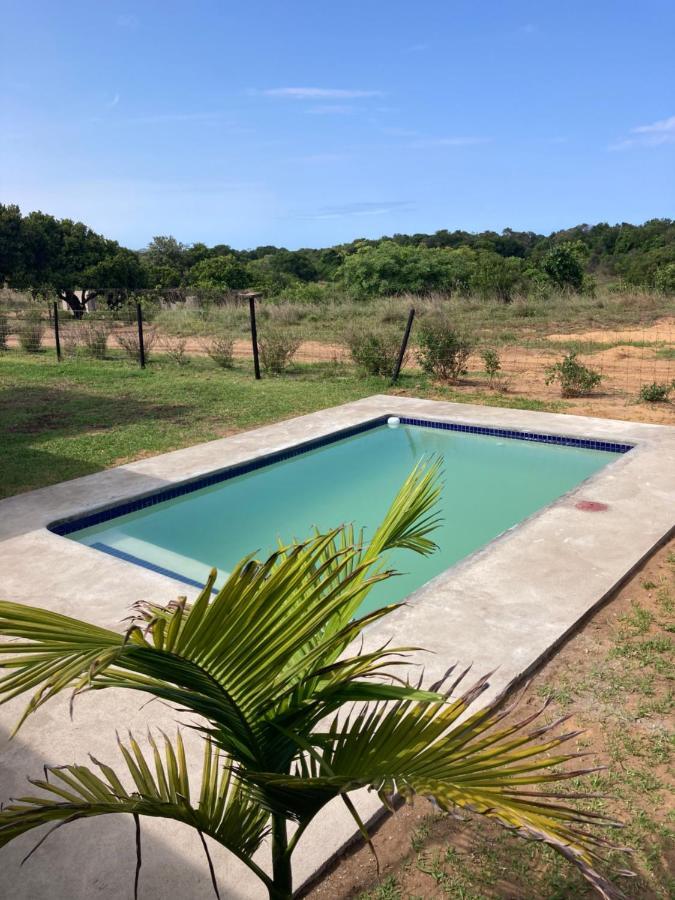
(1, 203), (674, 315)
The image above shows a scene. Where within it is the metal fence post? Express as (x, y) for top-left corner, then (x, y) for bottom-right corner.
(52, 300), (62, 362)
(136, 301), (146, 369)
(391, 307), (415, 384)
(248, 295), (261, 380)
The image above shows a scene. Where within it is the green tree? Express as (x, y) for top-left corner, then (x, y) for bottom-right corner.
(188, 254), (251, 290)
(0, 465), (628, 899)
(654, 262), (675, 294)
(472, 252), (524, 302)
(0, 203), (23, 283)
(337, 242), (476, 298)
(541, 242), (587, 291)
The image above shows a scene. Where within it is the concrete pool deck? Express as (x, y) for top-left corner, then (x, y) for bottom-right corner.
(1, 395), (674, 899)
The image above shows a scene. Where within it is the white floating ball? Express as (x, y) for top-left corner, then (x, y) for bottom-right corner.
(387, 416), (401, 428)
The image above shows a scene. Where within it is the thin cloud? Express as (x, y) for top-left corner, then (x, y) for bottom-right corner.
(610, 114), (675, 150)
(263, 87), (383, 99)
(409, 136), (491, 149)
(107, 93), (120, 108)
(294, 200), (414, 220)
(404, 43), (430, 53)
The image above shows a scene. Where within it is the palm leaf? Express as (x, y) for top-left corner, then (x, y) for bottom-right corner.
(0, 731), (271, 892)
(244, 674), (631, 899)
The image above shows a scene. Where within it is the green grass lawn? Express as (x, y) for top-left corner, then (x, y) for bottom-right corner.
(0, 351), (562, 499)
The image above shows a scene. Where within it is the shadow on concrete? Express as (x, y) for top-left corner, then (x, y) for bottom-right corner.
(0, 723), (258, 900)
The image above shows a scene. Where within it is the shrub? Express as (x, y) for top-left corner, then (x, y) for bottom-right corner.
(161, 335), (190, 365)
(81, 320), (110, 358)
(417, 317), (475, 382)
(544, 352), (603, 397)
(116, 327), (157, 361)
(346, 326), (402, 376)
(258, 328), (301, 373)
(482, 348), (501, 385)
(638, 381), (673, 403)
(0, 313), (9, 350)
(203, 335), (235, 368)
(60, 326), (81, 357)
(17, 311), (45, 353)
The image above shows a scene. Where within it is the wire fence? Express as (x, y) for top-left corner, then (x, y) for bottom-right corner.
(1, 289), (674, 409)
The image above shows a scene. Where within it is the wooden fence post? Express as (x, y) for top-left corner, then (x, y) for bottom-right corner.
(136, 301), (146, 369)
(248, 295), (261, 380)
(391, 307), (415, 384)
(53, 301), (62, 362)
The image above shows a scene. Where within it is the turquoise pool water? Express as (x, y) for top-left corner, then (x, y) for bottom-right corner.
(66, 423), (621, 614)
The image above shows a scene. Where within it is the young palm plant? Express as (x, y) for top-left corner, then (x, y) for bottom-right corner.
(0, 461), (629, 899)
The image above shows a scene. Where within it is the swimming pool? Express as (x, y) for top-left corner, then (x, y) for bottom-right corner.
(50, 417), (630, 615)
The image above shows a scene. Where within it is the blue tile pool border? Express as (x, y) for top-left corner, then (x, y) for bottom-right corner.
(48, 414), (633, 538)
(397, 417), (634, 454)
(48, 415), (389, 536)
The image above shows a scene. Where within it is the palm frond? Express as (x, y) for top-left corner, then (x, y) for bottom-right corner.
(0, 731), (271, 890)
(0, 460), (445, 767)
(244, 674), (631, 899)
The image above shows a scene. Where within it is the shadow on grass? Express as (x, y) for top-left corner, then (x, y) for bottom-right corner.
(0, 385), (191, 499)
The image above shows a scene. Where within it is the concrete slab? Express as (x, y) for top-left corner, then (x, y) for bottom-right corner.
(1, 396), (674, 899)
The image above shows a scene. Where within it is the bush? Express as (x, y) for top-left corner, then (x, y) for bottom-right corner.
(417, 317), (475, 382)
(346, 326), (402, 376)
(258, 328), (301, 373)
(116, 327), (157, 361)
(0, 313), (9, 350)
(60, 326), (81, 357)
(161, 335), (190, 365)
(203, 335), (235, 368)
(544, 352), (603, 397)
(81, 320), (110, 358)
(638, 381), (673, 403)
(17, 311), (45, 353)
(482, 348), (501, 385)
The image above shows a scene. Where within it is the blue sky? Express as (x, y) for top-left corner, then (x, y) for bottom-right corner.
(2, 0), (674, 249)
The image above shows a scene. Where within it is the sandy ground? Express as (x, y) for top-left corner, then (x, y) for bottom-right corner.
(547, 316), (675, 343)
